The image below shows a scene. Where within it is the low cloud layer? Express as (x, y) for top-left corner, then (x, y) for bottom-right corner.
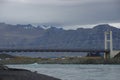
(0, 0), (120, 27)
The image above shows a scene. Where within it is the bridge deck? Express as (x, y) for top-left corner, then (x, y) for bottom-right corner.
(0, 49), (109, 53)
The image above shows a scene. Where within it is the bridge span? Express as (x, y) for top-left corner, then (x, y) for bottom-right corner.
(0, 48), (111, 59)
(1, 48), (120, 59)
(0, 48), (109, 53)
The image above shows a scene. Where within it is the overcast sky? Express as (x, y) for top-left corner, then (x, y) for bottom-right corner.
(0, 0), (120, 28)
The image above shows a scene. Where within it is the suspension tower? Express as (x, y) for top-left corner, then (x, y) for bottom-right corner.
(104, 31), (113, 59)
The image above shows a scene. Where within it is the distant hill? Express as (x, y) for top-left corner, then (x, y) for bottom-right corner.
(0, 53), (15, 59)
(0, 22), (120, 50)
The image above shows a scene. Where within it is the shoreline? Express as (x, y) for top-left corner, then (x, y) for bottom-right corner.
(1, 58), (120, 65)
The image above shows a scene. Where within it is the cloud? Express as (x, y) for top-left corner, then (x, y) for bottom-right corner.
(0, 0), (117, 5)
(0, 0), (120, 27)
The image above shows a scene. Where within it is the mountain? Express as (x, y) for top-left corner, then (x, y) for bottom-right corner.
(0, 23), (120, 50)
(0, 22), (120, 57)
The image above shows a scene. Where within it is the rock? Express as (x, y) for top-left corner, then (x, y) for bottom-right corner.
(0, 65), (61, 80)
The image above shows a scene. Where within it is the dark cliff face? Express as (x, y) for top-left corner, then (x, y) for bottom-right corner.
(0, 23), (120, 50)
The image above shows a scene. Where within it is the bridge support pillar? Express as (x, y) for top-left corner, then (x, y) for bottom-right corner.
(104, 52), (110, 59)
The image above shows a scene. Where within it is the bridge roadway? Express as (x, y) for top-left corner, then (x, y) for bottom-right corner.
(0, 48), (109, 53)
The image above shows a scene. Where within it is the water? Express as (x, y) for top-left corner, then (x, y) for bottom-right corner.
(7, 64), (120, 80)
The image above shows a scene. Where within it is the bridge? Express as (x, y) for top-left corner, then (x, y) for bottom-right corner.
(0, 48), (110, 59)
(0, 31), (119, 59)
(0, 49), (109, 53)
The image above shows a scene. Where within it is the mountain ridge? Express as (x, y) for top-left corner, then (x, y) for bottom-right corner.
(0, 22), (120, 50)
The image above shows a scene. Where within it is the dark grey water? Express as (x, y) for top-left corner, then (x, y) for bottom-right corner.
(8, 64), (120, 80)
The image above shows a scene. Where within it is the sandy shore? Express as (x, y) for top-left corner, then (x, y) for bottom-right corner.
(0, 66), (61, 80)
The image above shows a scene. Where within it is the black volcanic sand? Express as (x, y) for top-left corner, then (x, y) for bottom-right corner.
(0, 66), (61, 80)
